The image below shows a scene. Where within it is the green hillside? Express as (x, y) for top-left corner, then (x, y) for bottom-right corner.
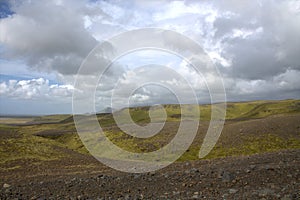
(98, 99), (300, 127)
(0, 99), (299, 167)
(226, 99), (300, 119)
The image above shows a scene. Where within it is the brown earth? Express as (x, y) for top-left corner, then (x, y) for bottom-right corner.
(0, 114), (299, 199)
(0, 150), (299, 199)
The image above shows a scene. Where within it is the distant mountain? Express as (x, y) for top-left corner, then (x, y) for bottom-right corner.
(99, 107), (114, 114)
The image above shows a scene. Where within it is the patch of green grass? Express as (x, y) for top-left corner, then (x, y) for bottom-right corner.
(105, 131), (145, 152)
(104, 130), (165, 153)
(0, 135), (65, 164)
(0, 123), (87, 165)
(0, 124), (18, 130)
(226, 102), (259, 119)
(226, 99), (300, 119)
(55, 133), (89, 154)
(177, 134), (300, 161)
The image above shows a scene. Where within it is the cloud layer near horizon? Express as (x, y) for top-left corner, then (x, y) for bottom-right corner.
(0, 0), (300, 114)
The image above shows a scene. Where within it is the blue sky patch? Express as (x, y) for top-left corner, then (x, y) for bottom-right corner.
(0, 1), (14, 19)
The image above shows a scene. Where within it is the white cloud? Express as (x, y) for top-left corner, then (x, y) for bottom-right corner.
(0, 82), (8, 95)
(0, 0), (300, 114)
(0, 0), (97, 75)
(0, 78), (74, 100)
(225, 69), (300, 100)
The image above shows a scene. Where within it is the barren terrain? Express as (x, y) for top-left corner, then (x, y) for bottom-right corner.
(0, 100), (299, 199)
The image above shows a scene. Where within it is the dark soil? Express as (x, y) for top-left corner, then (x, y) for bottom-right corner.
(0, 149), (299, 199)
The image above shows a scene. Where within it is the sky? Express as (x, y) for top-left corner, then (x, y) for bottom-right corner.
(0, 0), (300, 115)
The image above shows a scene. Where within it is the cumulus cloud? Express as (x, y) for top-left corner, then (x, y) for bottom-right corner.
(224, 69), (300, 101)
(212, 0), (300, 79)
(0, 0), (300, 114)
(0, 0), (97, 75)
(0, 78), (74, 100)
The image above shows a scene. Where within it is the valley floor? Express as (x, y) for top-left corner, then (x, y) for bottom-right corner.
(0, 149), (299, 199)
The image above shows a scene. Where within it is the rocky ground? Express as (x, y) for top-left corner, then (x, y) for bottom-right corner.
(1, 102), (300, 199)
(1, 149), (299, 199)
